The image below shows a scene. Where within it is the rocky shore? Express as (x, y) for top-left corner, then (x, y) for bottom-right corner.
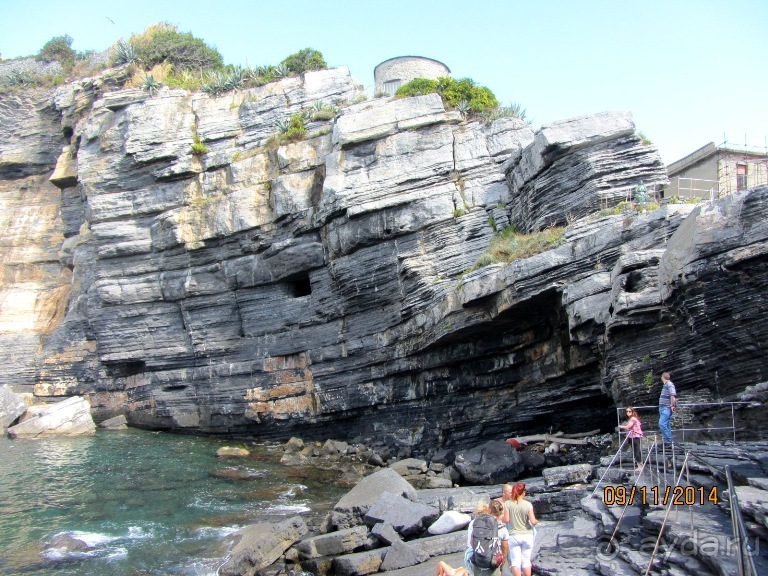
(212, 436), (768, 576)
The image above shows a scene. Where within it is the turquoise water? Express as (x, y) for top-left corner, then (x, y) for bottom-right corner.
(0, 429), (346, 575)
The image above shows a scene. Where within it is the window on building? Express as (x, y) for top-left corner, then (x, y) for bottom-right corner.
(383, 80), (402, 96)
(736, 163), (747, 191)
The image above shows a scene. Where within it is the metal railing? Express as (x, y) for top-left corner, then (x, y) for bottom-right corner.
(593, 404), (761, 576)
(667, 176), (719, 201)
(597, 182), (665, 209)
(593, 441), (759, 576)
(614, 401), (750, 450)
(644, 451), (759, 576)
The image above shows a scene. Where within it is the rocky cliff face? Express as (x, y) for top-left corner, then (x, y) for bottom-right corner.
(1, 66), (765, 448)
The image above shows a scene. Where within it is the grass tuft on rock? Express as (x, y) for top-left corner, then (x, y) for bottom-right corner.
(466, 225), (565, 273)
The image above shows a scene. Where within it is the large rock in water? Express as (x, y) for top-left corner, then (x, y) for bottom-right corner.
(6, 396), (95, 437)
(0, 385), (27, 429)
(0, 63), (765, 449)
(219, 516), (308, 576)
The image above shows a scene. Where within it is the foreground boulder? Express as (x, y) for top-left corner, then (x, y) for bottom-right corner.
(0, 385), (27, 429)
(454, 440), (524, 484)
(219, 516), (308, 576)
(363, 492), (440, 537)
(333, 468), (418, 529)
(6, 396), (95, 437)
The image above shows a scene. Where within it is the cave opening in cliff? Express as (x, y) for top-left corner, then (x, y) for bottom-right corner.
(286, 273), (312, 297)
(104, 360), (146, 378)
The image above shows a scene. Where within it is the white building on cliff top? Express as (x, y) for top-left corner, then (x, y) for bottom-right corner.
(374, 56), (450, 97)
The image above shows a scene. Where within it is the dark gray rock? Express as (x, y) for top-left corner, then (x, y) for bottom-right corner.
(1, 60), (766, 455)
(364, 492), (440, 537)
(296, 525), (369, 559)
(415, 485), (497, 513)
(454, 440), (524, 485)
(530, 488), (587, 518)
(409, 530), (467, 557)
(380, 540), (430, 571)
(371, 522), (402, 545)
(332, 548), (386, 576)
(332, 468), (418, 529)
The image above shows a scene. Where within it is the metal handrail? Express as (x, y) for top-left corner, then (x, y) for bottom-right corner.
(651, 450), (759, 576)
(590, 434), (630, 499)
(644, 451), (692, 575)
(615, 401), (751, 446)
(593, 440), (759, 575)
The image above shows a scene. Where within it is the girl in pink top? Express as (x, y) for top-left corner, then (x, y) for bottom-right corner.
(619, 407), (643, 470)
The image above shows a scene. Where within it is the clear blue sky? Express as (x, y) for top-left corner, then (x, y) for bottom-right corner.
(2, 0), (766, 164)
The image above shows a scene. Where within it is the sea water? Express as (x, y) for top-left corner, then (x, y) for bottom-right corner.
(0, 429), (346, 575)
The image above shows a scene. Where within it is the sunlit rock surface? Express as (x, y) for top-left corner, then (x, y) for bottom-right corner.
(0, 65), (765, 447)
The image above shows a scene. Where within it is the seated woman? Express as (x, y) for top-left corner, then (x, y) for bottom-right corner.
(436, 560), (471, 576)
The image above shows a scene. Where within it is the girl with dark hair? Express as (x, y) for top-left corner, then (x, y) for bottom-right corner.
(619, 406), (644, 470)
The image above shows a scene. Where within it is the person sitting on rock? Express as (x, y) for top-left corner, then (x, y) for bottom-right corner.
(436, 560), (471, 576)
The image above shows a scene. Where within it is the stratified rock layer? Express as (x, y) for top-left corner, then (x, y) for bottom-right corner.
(0, 65), (765, 447)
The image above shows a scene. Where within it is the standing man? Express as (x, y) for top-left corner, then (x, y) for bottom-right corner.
(495, 483), (513, 527)
(658, 372), (677, 445)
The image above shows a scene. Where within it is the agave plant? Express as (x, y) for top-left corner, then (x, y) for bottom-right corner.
(225, 67), (246, 90)
(142, 73), (162, 95)
(202, 71), (228, 95)
(481, 102), (529, 125)
(272, 63), (289, 78)
(304, 100), (337, 121)
(113, 40), (138, 66)
(275, 117), (290, 134)
(455, 99), (471, 118)
(4, 70), (36, 86)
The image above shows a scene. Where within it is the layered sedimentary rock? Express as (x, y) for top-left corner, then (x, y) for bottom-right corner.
(0, 64), (765, 448)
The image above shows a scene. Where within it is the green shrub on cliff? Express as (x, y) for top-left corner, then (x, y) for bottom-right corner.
(466, 225), (566, 272)
(277, 114), (307, 143)
(395, 76), (499, 114)
(394, 78), (439, 98)
(37, 35), (76, 69)
(280, 48), (327, 74)
(126, 23), (223, 71)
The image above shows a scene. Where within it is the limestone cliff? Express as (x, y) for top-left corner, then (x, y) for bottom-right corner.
(1, 65), (765, 447)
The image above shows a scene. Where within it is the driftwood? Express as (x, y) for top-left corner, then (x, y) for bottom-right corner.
(506, 429), (600, 446)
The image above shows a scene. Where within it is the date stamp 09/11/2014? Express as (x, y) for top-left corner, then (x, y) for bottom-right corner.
(602, 485), (720, 507)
